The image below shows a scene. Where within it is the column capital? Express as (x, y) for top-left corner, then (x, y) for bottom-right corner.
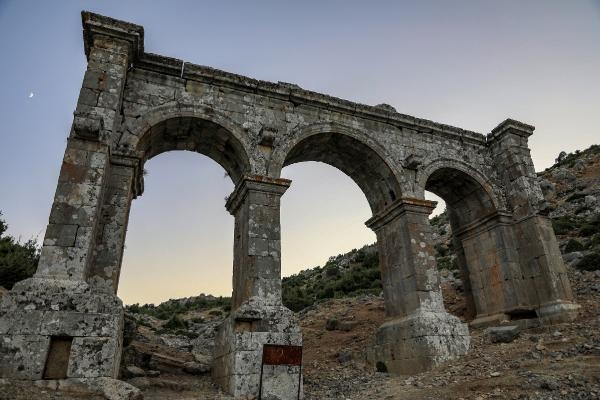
(365, 197), (437, 232)
(82, 11), (144, 62)
(110, 154), (144, 198)
(225, 175), (291, 215)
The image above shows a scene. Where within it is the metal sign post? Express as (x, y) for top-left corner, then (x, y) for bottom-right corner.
(258, 344), (303, 400)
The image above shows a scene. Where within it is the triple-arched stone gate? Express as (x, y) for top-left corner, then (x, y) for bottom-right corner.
(0, 12), (579, 399)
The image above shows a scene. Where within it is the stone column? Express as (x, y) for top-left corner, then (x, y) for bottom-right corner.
(365, 197), (470, 374)
(0, 13), (143, 381)
(488, 119), (579, 323)
(88, 155), (142, 293)
(213, 175), (302, 399)
(226, 176), (289, 309)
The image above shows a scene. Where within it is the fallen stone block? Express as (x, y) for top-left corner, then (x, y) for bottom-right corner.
(486, 325), (520, 343)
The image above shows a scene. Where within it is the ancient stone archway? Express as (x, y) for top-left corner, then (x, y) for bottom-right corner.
(0, 12), (579, 400)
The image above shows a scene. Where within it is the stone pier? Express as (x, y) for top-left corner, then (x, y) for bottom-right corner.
(365, 198), (470, 374)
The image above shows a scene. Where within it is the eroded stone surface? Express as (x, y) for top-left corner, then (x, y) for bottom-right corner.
(0, 11), (580, 400)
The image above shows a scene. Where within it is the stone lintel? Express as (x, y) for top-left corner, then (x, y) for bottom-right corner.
(82, 11), (144, 62)
(365, 197), (437, 232)
(488, 118), (535, 141)
(453, 210), (514, 240)
(225, 175), (291, 215)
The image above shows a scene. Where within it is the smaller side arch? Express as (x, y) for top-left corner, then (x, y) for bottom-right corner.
(417, 158), (531, 324)
(416, 158), (505, 212)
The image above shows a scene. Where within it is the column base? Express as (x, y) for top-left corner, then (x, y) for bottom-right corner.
(536, 300), (580, 324)
(0, 278), (123, 380)
(366, 309), (470, 375)
(212, 297), (303, 399)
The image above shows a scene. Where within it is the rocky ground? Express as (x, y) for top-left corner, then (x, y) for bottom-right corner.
(299, 266), (600, 400)
(44, 260), (594, 400)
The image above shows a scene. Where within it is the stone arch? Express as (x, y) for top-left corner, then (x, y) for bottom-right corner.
(86, 105), (254, 293)
(122, 103), (254, 183)
(271, 122), (403, 214)
(418, 159), (524, 324)
(417, 158), (504, 213)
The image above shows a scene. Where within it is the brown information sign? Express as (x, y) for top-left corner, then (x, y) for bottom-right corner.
(262, 344), (303, 366)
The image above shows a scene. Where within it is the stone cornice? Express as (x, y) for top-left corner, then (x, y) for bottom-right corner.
(365, 197), (437, 232)
(452, 211), (514, 240)
(82, 11), (144, 62)
(225, 175), (291, 215)
(488, 118), (535, 141)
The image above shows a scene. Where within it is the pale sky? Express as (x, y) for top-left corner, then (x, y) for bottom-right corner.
(0, 1), (598, 304)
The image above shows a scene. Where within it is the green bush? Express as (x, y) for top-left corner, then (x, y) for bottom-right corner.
(434, 243), (449, 257)
(564, 239), (585, 253)
(163, 314), (188, 330)
(552, 216), (581, 235)
(0, 212), (40, 289)
(125, 295), (232, 320)
(282, 246), (383, 311)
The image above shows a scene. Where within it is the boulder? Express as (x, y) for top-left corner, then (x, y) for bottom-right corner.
(539, 179), (556, 199)
(486, 325), (520, 343)
(585, 195), (597, 207)
(124, 365), (145, 378)
(325, 319), (359, 332)
(337, 350), (352, 364)
(563, 251), (584, 266)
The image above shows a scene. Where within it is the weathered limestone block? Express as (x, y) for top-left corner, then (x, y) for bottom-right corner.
(0, 334), (49, 379)
(88, 156), (140, 293)
(367, 310), (470, 374)
(68, 336), (121, 378)
(0, 278), (123, 380)
(213, 300), (302, 399)
(36, 139), (110, 282)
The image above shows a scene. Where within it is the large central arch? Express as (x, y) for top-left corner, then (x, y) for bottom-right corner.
(274, 123), (402, 214)
(0, 12), (579, 400)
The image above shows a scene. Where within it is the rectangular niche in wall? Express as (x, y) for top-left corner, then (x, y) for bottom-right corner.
(43, 336), (73, 379)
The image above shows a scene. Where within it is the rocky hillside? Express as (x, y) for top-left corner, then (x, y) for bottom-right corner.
(539, 145), (600, 270)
